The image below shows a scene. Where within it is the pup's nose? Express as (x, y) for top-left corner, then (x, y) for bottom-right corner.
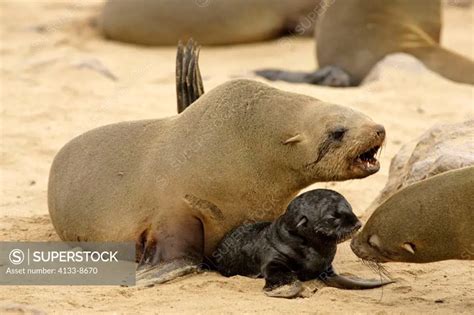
(354, 221), (362, 230)
(374, 124), (385, 139)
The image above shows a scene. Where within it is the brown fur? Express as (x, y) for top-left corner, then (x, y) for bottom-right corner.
(48, 79), (384, 265)
(316, 0), (474, 85)
(351, 166), (474, 263)
(100, 0), (320, 45)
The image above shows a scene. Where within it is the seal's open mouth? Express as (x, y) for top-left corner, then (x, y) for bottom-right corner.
(352, 145), (381, 174)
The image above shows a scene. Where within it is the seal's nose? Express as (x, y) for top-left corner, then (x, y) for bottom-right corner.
(350, 237), (359, 253)
(374, 124), (385, 139)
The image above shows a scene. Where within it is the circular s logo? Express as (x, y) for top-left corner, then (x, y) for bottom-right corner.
(9, 249), (25, 265)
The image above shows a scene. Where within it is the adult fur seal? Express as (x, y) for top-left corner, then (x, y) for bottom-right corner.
(256, 0), (474, 86)
(48, 41), (385, 286)
(212, 189), (393, 298)
(100, 0), (320, 45)
(351, 166), (474, 263)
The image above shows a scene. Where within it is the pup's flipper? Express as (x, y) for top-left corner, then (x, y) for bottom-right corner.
(321, 265), (394, 290)
(262, 261), (303, 298)
(255, 65), (351, 87)
(264, 280), (303, 299)
(176, 39), (205, 113)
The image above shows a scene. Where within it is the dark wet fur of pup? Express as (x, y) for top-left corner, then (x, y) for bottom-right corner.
(211, 189), (394, 298)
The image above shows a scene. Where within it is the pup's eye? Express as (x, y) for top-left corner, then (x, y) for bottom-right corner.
(333, 212), (341, 219)
(330, 128), (347, 141)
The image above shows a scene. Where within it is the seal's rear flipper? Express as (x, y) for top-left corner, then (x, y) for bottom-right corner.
(408, 45), (474, 85)
(321, 266), (394, 290)
(255, 66), (351, 87)
(176, 39), (205, 113)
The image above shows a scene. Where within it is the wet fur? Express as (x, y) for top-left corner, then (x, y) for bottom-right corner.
(212, 189), (393, 297)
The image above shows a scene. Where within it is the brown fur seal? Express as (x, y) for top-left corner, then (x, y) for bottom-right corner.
(256, 0), (474, 86)
(100, 0), (320, 45)
(351, 166), (474, 263)
(212, 189), (393, 298)
(48, 41), (385, 285)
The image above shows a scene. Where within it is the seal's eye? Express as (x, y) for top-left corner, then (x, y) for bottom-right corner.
(402, 242), (416, 255)
(368, 235), (381, 249)
(330, 127), (347, 141)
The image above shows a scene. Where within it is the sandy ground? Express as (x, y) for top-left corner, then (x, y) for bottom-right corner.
(0, 1), (473, 314)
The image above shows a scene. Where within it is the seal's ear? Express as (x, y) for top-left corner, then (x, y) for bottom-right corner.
(296, 216), (308, 228)
(283, 134), (304, 145)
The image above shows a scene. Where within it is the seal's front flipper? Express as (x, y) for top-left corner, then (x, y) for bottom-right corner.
(136, 259), (200, 287)
(255, 65), (351, 87)
(320, 266), (394, 290)
(135, 211), (205, 286)
(176, 39), (205, 113)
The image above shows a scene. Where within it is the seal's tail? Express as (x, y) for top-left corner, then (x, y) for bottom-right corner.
(176, 39), (205, 113)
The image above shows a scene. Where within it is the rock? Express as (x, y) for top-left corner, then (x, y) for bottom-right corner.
(364, 120), (474, 218)
(362, 53), (438, 85)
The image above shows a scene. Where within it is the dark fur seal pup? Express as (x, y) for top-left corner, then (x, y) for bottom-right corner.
(212, 189), (393, 298)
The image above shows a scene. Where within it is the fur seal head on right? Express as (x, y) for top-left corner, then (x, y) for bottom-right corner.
(351, 166), (474, 263)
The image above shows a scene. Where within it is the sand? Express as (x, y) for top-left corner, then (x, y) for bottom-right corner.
(0, 1), (473, 314)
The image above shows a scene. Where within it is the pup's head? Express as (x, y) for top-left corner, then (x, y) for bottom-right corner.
(284, 189), (361, 243)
